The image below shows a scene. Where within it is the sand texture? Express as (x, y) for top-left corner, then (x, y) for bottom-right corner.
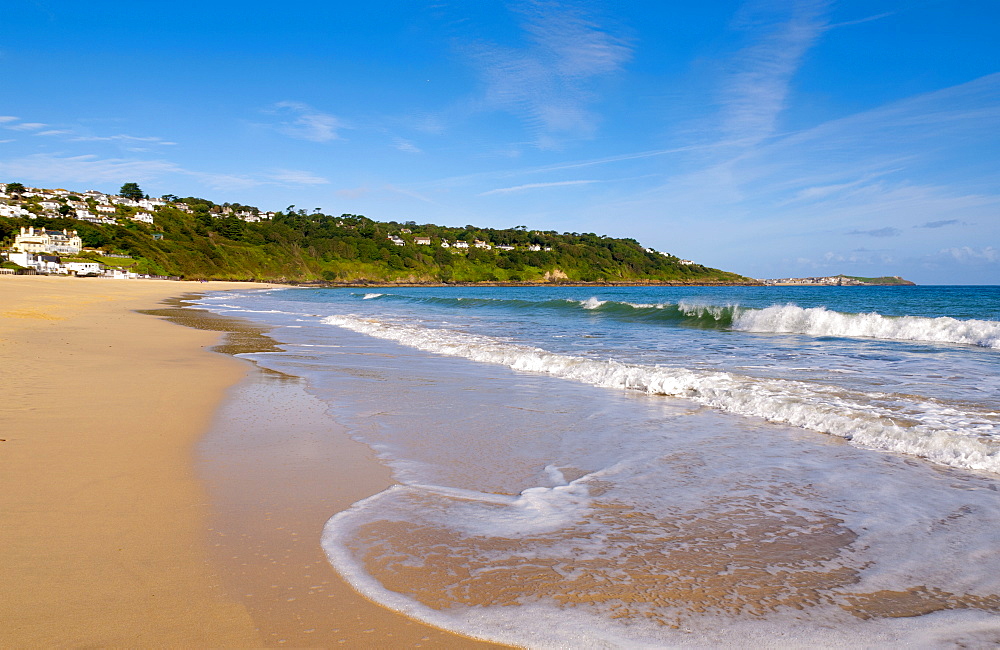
(0, 276), (506, 648)
(0, 276), (273, 646)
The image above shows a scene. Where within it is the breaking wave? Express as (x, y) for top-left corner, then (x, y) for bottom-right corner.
(323, 315), (1000, 474)
(350, 293), (1000, 348)
(732, 304), (1000, 349)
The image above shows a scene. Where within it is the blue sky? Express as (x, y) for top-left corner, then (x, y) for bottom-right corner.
(1, 0), (998, 283)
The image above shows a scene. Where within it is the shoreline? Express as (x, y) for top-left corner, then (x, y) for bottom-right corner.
(0, 275), (270, 645)
(160, 295), (505, 647)
(0, 275), (501, 646)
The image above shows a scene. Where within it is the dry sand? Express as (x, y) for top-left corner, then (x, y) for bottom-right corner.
(0, 276), (500, 647)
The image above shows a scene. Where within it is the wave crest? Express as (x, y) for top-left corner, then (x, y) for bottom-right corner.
(322, 315), (1000, 474)
(734, 305), (1000, 348)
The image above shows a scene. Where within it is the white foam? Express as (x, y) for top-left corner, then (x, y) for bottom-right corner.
(363, 293), (384, 299)
(322, 314), (1000, 474)
(734, 304), (1000, 348)
(579, 297), (606, 310)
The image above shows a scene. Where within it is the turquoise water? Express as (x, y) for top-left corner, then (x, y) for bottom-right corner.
(197, 285), (1000, 647)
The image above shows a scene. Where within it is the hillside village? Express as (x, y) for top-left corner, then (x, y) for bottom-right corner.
(0, 181), (743, 284)
(0, 182), (277, 277)
(760, 275), (915, 286)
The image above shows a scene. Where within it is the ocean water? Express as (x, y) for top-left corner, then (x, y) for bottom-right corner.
(195, 285), (1000, 647)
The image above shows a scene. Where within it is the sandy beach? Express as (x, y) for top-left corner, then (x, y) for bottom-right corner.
(0, 276), (498, 647)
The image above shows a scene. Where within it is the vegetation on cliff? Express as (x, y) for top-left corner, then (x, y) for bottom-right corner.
(0, 193), (752, 284)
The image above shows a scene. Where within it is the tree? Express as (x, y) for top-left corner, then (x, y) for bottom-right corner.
(120, 182), (144, 200)
(5, 182), (25, 198)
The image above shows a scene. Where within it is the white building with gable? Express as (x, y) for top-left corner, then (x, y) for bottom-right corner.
(13, 227), (83, 255)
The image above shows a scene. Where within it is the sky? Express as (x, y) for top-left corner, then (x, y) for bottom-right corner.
(1, 0), (998, 284)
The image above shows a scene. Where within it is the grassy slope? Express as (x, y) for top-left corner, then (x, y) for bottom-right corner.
(1, 206), (754, 284)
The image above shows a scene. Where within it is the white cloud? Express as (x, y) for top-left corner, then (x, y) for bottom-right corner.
(269, 101), (344, 142)
(0, 116), (19, 123)
(939, 246), (998, 264)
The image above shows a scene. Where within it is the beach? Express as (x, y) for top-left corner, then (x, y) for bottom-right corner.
(5, 277), (1000, 647)
(0, 276), (497, 647)
(188, 284), (1000, 647)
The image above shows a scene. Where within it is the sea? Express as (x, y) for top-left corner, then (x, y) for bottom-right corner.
(193, 284), (1000, 647)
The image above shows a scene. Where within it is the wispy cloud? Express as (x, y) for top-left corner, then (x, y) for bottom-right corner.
(480, 179), (597, 196)
(464, 0), (631, 147)
(268, 101), (344, 142)
(917, 219), (965, 228)
(937, 246), (998, 264)
(0, 152), (330, 194)
(0, 153), (184, 185)
(336, 185), (370, 200)
(270, 169), (330, 185)
(719, 0), (830, 147)
(72, 134), (177, 146)
(0, 116), (19, 123)
(393, 138), (422, 154)
(6, 122), (47, 131)
(848, 227), (902, 237)
(335, 183), (438, 205)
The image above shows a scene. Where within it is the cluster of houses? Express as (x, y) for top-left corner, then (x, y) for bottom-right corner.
(387, 231), (553, 252)
(0, 185), (162, 225)
(760, 275), (873, 286)
(0, 226), (162, 278)
(0, 183), (276, 226)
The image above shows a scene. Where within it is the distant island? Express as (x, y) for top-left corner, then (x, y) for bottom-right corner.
(0, 181), (756, 285)
(760, 275), (916, 286)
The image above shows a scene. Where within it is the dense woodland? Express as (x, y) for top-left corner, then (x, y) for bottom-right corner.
(0, 192), (752, 284)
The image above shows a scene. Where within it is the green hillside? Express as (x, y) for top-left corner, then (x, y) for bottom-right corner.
(841, 275), (916, 286)
(0, 196), (752, 285)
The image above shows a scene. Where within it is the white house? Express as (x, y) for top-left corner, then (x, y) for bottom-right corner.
(137, 199), (162, 211)
(5, 251), (63, 273)
(95, 204), (116, 214)
(453, 241), (469, 249)
(40, 200), (61, 211)
(440, 241), (450, 248)
(414, 236), (432, 245)
(0, 204), (32, 218)
(63, 260), (102, 276)
(497, 245), (515, 251)
(13, 227), (83, 255)
(473, 240), (492, 250)
(130, 212), (154, 224)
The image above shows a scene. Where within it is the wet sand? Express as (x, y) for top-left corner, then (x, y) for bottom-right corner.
(0, 275), (501, 647)
(156, 299), (504, 647)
